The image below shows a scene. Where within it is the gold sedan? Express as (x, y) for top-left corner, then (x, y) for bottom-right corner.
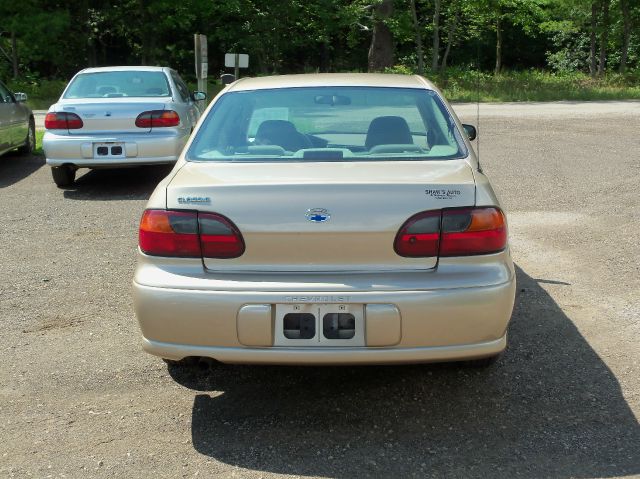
(133, 73), (516, 367)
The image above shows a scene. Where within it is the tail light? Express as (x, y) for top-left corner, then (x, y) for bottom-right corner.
(394, 207), (507, 258)
(139, 210), (200, 257)
(44, 112), (83, 130)
(440, 207), (507, 256)
(139, 210), (244, 258)
(135, 110), (180, 128)
(199, 213), (246, 258)
(394, 210), (440, 257)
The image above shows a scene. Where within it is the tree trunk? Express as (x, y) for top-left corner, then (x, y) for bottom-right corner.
(11, 31), (18, 79)
(137, 0), (155, 65)
(410, 0), (424, 75)
(619, 0), (631, 72)
(368, 0), (394, 72)
(320, 41), (330, 73)
(441, 8), (459, 71)
(590, 1), (598, 78)
(431, 0), (441, 72)
(494, 15), (502, 74)
(598, 0), (609, 76)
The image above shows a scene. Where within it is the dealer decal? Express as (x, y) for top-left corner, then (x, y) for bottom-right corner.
(425, 189), (461, 200)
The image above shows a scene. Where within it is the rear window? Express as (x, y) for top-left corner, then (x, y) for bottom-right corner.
(188, 86), (467, 162)
(63, 71), (171, 99)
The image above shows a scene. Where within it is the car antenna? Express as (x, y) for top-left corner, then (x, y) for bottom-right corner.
(476, 38), (482, 172)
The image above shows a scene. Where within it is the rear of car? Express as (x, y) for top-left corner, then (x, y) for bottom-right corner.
(43, 67), (201, 187)
(133, 74), (516, 366)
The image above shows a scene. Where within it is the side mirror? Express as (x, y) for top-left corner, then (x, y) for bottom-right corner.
(220, 74), (235, 86)
(192, 91), (207, 101)
(14, 92), (28, 102)
(462, 124), (477, 141)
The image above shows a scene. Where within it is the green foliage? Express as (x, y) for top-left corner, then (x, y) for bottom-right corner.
(436, 68), (640, 101)
(1, 0), (638, 91)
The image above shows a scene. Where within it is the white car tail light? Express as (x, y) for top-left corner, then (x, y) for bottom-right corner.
(44, 112), (83, 130)
(135, 110), (180, 128)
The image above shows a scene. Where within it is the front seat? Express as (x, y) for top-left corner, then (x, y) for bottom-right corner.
(97, 86), (117, 96)
(365, 116), (413, 149)
(255, 120), (312, 152)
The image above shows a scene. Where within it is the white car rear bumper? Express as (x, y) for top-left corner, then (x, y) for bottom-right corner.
(43, 130), (188, 167)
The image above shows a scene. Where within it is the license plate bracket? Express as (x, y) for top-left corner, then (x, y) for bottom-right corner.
(93, 142), (125, 159)
(274, 303), (365, 347)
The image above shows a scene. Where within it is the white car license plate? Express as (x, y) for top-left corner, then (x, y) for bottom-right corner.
(93, 142), (125, 159)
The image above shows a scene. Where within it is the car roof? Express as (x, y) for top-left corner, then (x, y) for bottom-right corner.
(226, 73), (436, 92)
(77, 66), (169, 74)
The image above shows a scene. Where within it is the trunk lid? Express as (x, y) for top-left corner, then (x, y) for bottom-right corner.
(167, 160), (476, 272)
(54, 98), (168, 134)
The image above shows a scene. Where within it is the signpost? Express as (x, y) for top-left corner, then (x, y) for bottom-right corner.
(224, 53), (249, 80)
(194, 34), (207, 104)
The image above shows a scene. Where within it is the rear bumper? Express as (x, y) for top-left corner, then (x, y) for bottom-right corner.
(43, 130), (188, 167)
(133, 251), (516, 365)
(142, 334), (508, 365)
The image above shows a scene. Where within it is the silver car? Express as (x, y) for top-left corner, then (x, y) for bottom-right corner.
(43, 66), (205, 187)
(133, 74), (516, 368)
(0, 80), (35, 157)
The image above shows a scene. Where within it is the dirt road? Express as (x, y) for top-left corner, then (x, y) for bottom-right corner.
(2, 102), (639, 478)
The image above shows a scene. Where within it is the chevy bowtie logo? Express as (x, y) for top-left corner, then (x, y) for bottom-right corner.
(306, 208), (330, 222)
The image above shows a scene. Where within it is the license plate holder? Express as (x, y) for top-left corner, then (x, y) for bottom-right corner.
(274, 303), (365, 347)
(93, 142), (125, 159)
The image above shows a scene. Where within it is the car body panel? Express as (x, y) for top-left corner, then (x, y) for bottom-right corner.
(0, 80), (32, 155)
(134, 267), (515, 350)
(51, 99), (167, 134)
(167, 160), (476, 271)
(133, 73), (515, 365)
(44, 129), (186, 167)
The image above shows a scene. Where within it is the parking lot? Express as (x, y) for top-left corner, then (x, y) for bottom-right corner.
(1, 102), (639, 478)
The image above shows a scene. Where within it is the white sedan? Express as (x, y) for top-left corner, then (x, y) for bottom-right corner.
(133, 73), (516, 368)
(43, 66), (205, 187)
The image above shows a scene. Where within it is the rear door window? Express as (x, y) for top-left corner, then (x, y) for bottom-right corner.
(170, 71), (190, 103)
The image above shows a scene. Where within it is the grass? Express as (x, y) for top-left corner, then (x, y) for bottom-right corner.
(436, 69), (640, 102)
(10, 69), (640, 107)
(35, 131), (44, 155)
(388, 65), (640, 101)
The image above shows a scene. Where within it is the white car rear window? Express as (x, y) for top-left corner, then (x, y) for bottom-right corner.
(64, 71), (171, 99)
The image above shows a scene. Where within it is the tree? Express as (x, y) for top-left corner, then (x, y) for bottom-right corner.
(619, 0), (631, 72)
(597, 0), (610, 76)
(431, 0), (441, 71)
(368, 0), (394, 71)
(482, 0), (546, 74)
(590, 1), (598, 77)
(440, 1), (461, 71)
(409, 0), (425, 74)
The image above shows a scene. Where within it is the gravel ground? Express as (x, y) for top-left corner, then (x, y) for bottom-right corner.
(2, 102), (639, 478)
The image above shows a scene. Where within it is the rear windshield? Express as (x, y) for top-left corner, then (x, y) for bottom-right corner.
(63, 71), (171, 99)
(188, 87), (467, 162)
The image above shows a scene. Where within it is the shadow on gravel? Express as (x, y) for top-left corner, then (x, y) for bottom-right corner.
(62, 165), (172, 200)
(169, 266), (640, 478)
(0, 153), (44, 188)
